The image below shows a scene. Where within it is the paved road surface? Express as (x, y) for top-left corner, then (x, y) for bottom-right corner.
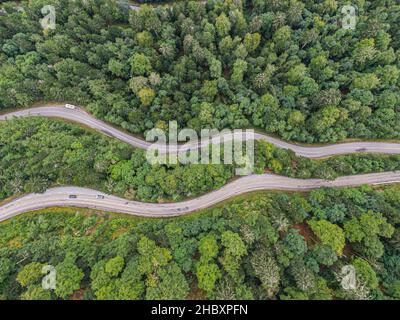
(2, 105), (400, 158)
(3, 4), (400, 221)
(1, 172), (400, 221)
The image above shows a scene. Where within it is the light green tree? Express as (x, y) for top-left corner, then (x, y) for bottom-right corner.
(309, 220), (345, 256)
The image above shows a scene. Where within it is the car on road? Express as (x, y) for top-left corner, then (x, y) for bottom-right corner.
(69, 195), (77, 199)
(96, 195), (105, 199)
(65, 104), (77, 110)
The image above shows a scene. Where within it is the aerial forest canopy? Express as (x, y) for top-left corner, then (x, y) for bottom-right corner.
(0, 0), (399, 143)
(1, 0), (400, 302)
(3, 117), (400, 202)
(1, 186), (400, 300)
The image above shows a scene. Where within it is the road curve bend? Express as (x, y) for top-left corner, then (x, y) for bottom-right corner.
(1, 105), (400, 158)
(1, 171), (400, 222)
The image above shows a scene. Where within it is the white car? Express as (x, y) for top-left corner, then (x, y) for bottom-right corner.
(65, 104), (77, 110)
(96, 195), (105, 200)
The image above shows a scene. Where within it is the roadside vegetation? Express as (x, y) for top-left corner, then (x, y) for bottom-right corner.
(3, 117), (400, 202)
(1, 0), (400, 302)
(1, 0), (399, 143)
(1, 185), (400, 300)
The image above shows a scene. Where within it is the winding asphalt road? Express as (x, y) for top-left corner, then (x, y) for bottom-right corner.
(1, 171), (400, 221)
(2, 104), (400, 158)
(2, 105), (400, 221)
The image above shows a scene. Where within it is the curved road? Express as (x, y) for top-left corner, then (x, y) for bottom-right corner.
(3, 4), (400, 220)
(2, 105), (400, 158)
(1, 172), (400, 221)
